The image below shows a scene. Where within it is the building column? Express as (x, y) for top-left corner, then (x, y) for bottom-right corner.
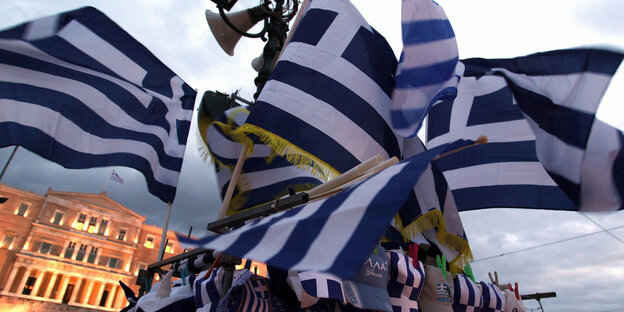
(2, 266), (19, 293)
(105, 284), (117, 308)
(82, 280), (95, 305)
(30, 270), (44, 296)
(94, 280), (106, 306)
(69, 278), (84, 304)
(113, 283), (126, 310)
(16, 268), (32, 294)
(56, 275), (70, 301)
(43, 272), (59, 298)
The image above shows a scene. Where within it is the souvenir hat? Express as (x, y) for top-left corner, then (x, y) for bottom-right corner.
(342, 246), (393, 312)
(417, 264), (454, 312)
(452, 274), (482, 312)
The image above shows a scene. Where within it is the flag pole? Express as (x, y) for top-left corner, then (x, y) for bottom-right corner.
(0, 146), (18, 182)
(217, 146), (248, 219)
(158, 201), (173, 261)
(103, 171), (111, 193)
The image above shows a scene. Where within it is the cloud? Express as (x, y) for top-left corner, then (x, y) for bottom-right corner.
(573, 0), (624, 36)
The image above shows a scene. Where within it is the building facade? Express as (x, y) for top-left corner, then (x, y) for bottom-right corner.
(0, 184), (182, 311)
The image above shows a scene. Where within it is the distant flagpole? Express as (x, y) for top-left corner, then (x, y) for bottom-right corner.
(0, 146), (18, 182)
(158, 201), (173, 261)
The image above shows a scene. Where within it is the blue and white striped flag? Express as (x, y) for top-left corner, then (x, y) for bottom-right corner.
(453, 274), (482, 312)
(178, 140), (470, 279)
(299, 271), (345, 303)
(0, 7), (196, 202)
(480, 282), (504, 312)
(427, 49), (624, 211)
(392, 0), (459, 138)
(387, 251), (425, 312)
(238, 0), (402, 179)
(193, 269), (223, 312)
(199, 107), (323, 215)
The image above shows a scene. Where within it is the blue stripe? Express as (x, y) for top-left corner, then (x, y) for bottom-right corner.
(0, 82), (182, 170)
(466, 84), (524, 126)
(432, 162), (448, 212)
(398, 190), (423, 227)
(290, 9), (337, 46)
(0, 49), (173, 132)
(427, 98), (453, 140)
(546, 170), (580, 207)
(615, 132), (624, 211)
(451, 185), (575, 211)
(508, 81), (594, 149)
(391, 86), (457, 130)
(402, 19), (454, 45)
(341, 27), (397, 98)
(223, 177), (322, 212)
(327, 280), (344, 301)
(300, 279), (317, 297)
(395, 58), (458, 89)
(0, 122), (176, 202)
(434, 141), (538, 171)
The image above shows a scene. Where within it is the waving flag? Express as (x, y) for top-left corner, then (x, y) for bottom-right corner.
(110, 170), (124, 184)
(0, 7), (196, 202)
(179, 140), (471, 279)
(391, 0), (459, 138)
(453, 274), (482, 312)
(237, 0), (401, 179)
(427, 49), (624, 211)
(198, 106), (323, 215)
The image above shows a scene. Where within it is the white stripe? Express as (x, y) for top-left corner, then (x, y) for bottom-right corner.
(580, 119), (622, 211)
(206, 125), (272, 160)
(398, 38), (458, 69)
(524, 115), (584, 184)
(308, 0), (371, 54)
(443, 162), (558, 190)
(58, 21), (147, 85)
(494, 69), (612, 115)
(402, 0), (449, 23)
(260, 80), (390, 162)
(0, 63), (186, 157)
(458, 276), (471, 305)
(280, 42), (396, 136)
(294, 162), (409, 271)
(245, 166), (320, 189)
(0, 100), (179, 186)
(24, 14), (59, 40)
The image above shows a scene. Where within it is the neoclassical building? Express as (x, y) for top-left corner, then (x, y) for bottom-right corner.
(0, 184), (182, 311)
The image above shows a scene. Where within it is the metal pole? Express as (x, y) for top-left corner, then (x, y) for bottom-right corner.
(158, 201), (173, 261)
(0, 146), (18, 181)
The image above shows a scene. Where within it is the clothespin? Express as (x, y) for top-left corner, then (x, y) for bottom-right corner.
(488, 271), (499, 287)
(464, 264), (476, 283)
(436, 254), (447, 279)
(178, 264), (188, 286)
(373, 245), (379, 255)
(514, 282), (520, 300)
(408, 243), (419, 267)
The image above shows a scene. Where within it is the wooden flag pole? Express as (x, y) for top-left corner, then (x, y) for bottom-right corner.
(433, 135), (488, 161)
(217, 145), (248, 219)
(306, 154), (382, 197)
(158, 201), (173, 262)
(0, 146), (18, 181)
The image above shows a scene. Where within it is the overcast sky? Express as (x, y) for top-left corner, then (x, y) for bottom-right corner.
(1, 1), (624, 311)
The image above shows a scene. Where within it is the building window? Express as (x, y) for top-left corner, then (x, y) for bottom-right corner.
(97, 220), (108, 235)
(108, 257), (119, 269)
(51, 211), (64, 225)
(75, 214), (87, 230)
(87, 247), (98, 264)
(117, 229), (126, 241)
(165, 241), (174, 254)
(64, 242), (76, 259)
(22, 276), (37, 295)
(38, 242), (51, 254)
(144, 236), (154, 249)
(75, 244), (87, 261)
(87, 217), (97, 233)
(1, 235), (15, 250)
(15, 202), (29, 217)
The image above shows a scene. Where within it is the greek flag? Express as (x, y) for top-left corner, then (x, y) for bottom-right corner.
(110, 170), (124, 184)
(387, 251), (425, 312)
(299, 272), (345, 303)
(427, 49), (624, 211)
(480, 282), (504, 312)
(453, 274), (482, 312)
(238, 0), (401, 179)
(0, 7), (196, 202)
(178, 140), (470, 279)
(391, 0), (459, 138)
(396, 136), (472, 272)
(199, 106), (324, 215)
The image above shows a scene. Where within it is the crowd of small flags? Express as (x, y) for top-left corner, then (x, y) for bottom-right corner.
(1, 0), (623, 310)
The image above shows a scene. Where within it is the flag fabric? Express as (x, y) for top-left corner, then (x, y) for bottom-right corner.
(0, 7), (196, 202)
(427, 49), (624, 211)
(110, 169), (124, 184)
(198, 106), (323, 216)
(395, 136), (472, 273)
(480, 282), (504, 312)
(391, 0), (459, 138)
(237, 0), (402, 179)
(387, 250), (425, 312)
(193, 269), (224, 312)
(299, 271), (345, 303)
(178, 140), (470, 279)
(452, 274), (482, 312)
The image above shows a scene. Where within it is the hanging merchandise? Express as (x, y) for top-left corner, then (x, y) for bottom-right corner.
(503, 290), (526, 312)
(216, 269), (293, 312)
(417, 264), (454, 312)
(194, 268), (226, 312)
(479, 282), (505, 312)
(452, 274), (482, 312)
(386, 250), (425, 312)
(134, 270), (197, 312)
